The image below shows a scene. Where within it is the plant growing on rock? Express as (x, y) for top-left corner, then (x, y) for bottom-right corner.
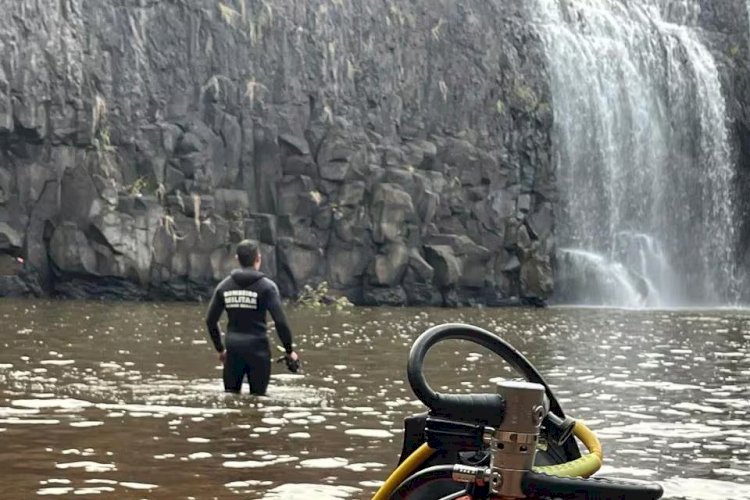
(127, 176), (149, 196)
(160, 214), (186, 244)
(295, 281), (353, 310)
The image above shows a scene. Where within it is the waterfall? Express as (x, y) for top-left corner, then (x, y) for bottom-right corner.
(531, 0), (740, 307)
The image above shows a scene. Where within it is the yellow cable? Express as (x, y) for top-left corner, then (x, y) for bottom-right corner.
(372, 443), (436, 500)
(534, 420), (603, 478)
(373, 420), (602, 498)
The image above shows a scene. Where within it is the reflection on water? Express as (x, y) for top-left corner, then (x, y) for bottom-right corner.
(0, 300), (748, 499)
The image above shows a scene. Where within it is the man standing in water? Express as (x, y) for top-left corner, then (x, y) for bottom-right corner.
(206, 240), (299, 395)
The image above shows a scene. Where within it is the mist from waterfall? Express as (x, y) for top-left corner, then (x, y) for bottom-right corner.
(531, 0), (740, 308)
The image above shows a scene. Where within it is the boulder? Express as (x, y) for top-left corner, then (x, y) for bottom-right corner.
(49, 222), (98, 275)
(407, 248), (435, 283)
(424, 244), (461, 288)
(0, 222), (22, 251)
(369, 243), (409, 286)
(326, 243), (372, 288)
(527, 202), (554, 240)
(214, 189), (251, 217)
(371, 183), (415, 244)
(276, 237), (323, 293)
(244, 214), (277, 245)
(520, 255), (553, 299)
(360, 285), (408, 306)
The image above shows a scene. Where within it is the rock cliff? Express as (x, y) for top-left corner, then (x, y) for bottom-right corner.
(0, 0), (748, 305)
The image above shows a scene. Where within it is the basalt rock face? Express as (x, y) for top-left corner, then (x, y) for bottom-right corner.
(0, 0), (556, 305)
(2, 1), (748, 306)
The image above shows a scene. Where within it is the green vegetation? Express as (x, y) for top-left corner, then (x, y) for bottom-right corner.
(217, 0), (274, 46)
(93, 95), (117, 177)
(514, 83), (540, 111)
(127, 176), (150, 196)
(431, 18), (444, 41)
(296, 281), (353, 310)
(496, 99), (505, 114)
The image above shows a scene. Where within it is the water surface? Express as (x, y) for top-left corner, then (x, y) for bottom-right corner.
(0, 300), (748, 499)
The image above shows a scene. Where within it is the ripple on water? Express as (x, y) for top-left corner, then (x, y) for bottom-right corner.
(223, 456), (298, 468)
(260, 484), (361, 499)
(299, 457), (349, 469)
(119, 481), (158, 490)
(55, 461), (116, 472)
(11, 398), (92, 409)
(344, 429), (393, 438)
(598, 422), (725, 439)
(662, 477), (750, 500)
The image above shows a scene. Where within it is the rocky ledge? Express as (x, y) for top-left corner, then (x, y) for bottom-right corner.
(0, 0), (557, 306)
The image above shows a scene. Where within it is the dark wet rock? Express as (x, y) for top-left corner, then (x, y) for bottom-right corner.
(527, 202), (554, 240)
(0, 222), (22, 252)
(244, 214), (277, 245)
(369, 243), (410, 286)
(337, 181), (366, 207)
(327, 243), (372, 289)
(407, 248), (435, 283)
(521, 254), (554, 300)
(214, 189), (250, 218)
(371, 183), (416, 244)
(276, 237), (323, 296)
(360, 285), (408, 307)
(49, 222), (98, 276)
(279, 134), (310, 157)
(424, 245), (462, 288)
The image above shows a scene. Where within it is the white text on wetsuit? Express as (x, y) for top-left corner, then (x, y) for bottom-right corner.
(223, 290), (259, 309)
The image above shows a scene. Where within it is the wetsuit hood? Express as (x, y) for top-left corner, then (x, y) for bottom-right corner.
(230, 268), (266, 288)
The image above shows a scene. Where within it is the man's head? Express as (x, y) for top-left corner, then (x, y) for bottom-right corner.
(236, 240), (261, 270)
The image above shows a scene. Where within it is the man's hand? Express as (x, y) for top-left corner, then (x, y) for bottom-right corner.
(219, 350), (226, 364)
(277, 351), (300, 373)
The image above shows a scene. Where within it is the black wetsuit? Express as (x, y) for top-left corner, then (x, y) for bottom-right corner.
(205, 268), (294, 395)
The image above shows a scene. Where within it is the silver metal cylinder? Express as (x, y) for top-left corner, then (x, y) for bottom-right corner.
(491, 380), (547, 498)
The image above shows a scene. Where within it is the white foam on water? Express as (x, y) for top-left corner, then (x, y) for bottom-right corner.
(299, 457), (349, 469)
(223, 456), (298, 469)
(70, 421), (104, 428)
(55, 462), (116, 473)
(37, 487), (73, 496)
(344, 429), (393, 438)
(225, 480), (273, 488)
(40, 360), (75, 366)
(261, 484), (361, 499)
(0, 418), (60, 425)
(662, 477), (750, 500)
(120, 481), (158, 490)
(359, 480), (384, 488)
(12, 398), (92, 409)
(344, 462), (385, 472)
(72, 487), (115, 495)
(96, 403), (239, 416)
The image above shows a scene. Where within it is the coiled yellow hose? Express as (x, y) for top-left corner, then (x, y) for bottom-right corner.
(372, 420), (603, 499)
(533, 420), (602, 478)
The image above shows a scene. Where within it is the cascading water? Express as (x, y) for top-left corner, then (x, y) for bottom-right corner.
(530, 0), (740, 308)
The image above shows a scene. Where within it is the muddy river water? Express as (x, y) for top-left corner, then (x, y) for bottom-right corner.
(0, 300), (748, 499)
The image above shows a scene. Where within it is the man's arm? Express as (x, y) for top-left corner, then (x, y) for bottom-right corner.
(205, 286), (225, 353)
(266, 283), (294, 354)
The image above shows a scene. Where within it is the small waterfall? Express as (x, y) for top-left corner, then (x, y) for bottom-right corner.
(531, 0), (740, 307)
